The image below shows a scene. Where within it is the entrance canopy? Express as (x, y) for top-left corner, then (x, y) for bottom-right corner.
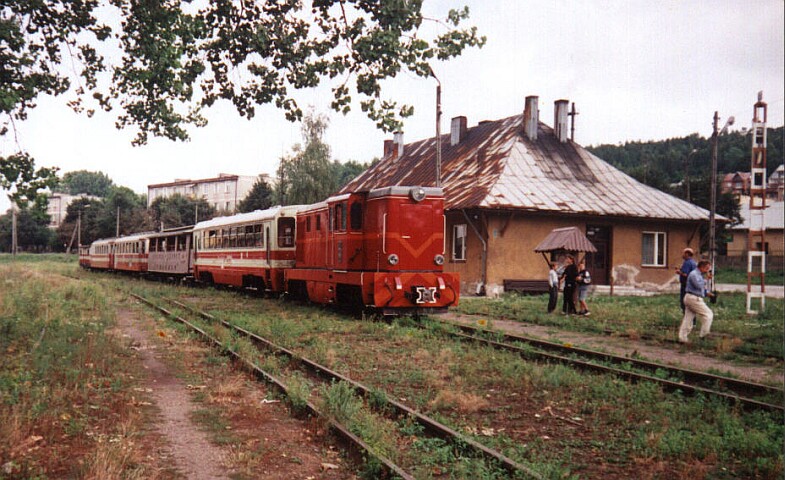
(534, 226), (597, 253)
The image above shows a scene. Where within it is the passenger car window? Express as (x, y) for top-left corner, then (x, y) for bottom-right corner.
(278, 217), (295, 247)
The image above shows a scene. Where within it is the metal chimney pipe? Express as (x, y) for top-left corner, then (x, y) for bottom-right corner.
(554, 99), (570, 143)
(524, 96), (539, 141)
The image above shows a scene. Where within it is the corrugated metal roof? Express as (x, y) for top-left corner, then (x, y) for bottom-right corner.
(732, 201), (784, 230)
(342, 114), (712, 221)
(534, 226), (598, 253)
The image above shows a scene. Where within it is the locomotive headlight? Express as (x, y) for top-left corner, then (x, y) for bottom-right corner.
(434, 254), (445, 266)
(387, 253), (399, 265)
(409, 187), (426, 202)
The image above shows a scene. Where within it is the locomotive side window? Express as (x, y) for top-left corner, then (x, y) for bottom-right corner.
(350, 202), (363, 230)
(306, 216), (311, 232)
(333, 203), (347, 232)
(278, 217), (295, 248)
(316, 214), (321, 231)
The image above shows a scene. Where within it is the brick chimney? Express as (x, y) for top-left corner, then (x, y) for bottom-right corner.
(554, 99), (569, 143)
(450, 116), (468, 146)
(523, 96), (539, 141)
(383, 139), (395, 158)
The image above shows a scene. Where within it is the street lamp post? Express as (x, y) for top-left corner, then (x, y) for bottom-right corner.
(429, 65), (442, 188)
(709, 112), (734, 291)
(684, 148), (698, 203)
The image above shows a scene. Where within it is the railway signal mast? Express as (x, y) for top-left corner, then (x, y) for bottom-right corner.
(747, 92), (768, 314)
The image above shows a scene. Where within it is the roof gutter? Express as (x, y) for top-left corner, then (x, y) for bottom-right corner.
(462, 209), (487, 295)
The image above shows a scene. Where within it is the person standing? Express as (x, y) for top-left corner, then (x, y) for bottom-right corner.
(675, 248), (697, 312)
(547, 262), (559, 313)
(576, 260), (592, 316)
(678, 260), (715, 343)
(562, 255), (578, 315)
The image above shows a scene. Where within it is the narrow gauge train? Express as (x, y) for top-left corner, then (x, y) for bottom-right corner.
(79, 186), (459, 313)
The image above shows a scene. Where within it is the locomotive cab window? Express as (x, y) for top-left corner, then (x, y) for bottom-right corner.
(333, 202), (347, 232)
(278, 217), (295, 248)
(350, 202), (363, 230)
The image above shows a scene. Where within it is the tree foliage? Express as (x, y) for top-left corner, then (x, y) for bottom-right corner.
(149, 194), (216, 229)
(0, 153), (59, 207)
(55, 170), (114, 196)
(2, 0), (485, 146)
(588, 127), (783, 188)
(587, 127), (785, 254)
(237, 175), (274, 213)
(275, 110), (338, 205)
(0, 203), (53, 252)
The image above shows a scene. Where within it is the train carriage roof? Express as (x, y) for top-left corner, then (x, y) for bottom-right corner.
(115, 232), (156, 243)
(193, 205), (304, 231)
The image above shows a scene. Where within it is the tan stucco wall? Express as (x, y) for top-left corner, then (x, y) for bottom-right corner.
(727, 230), (785, 257)
(447, 211), (702, 295)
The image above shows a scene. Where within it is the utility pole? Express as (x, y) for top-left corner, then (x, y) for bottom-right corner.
(709, 111), (734, 292)
(116, 206), (120, 237)
(11, 204), (18, 255)
(77, 210), (82, 248)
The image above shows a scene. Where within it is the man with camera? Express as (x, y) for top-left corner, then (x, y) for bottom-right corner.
(678, 260), (715, 344)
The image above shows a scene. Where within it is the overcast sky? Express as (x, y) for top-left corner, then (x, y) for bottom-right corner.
(2, 0), (783, 213)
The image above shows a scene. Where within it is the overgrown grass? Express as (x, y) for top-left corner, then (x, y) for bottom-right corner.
(84, 261), (784, 478)
(716, 262), (785, 285)
(0, 262), (154, 478)
(456, 291), (785, 361)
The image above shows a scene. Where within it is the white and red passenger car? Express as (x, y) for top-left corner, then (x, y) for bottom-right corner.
(192, 206), (301, 292)
(113, 232), (151, 273)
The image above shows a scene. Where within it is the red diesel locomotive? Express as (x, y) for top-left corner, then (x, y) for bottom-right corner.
(79, 186), (459, 314)
(286, 186), (459, 313)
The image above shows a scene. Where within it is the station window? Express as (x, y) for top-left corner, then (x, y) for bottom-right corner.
(642, 231), (666, 267)
(453, 224), (467, 261)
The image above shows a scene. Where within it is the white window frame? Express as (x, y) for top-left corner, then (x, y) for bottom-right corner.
(452, 224), (467, 261)
(641, 231), (667, 267)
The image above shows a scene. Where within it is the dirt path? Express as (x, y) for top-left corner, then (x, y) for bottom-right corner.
(445, 313), (784, 386)
(114, 303), (355, 479)
(116, 308), (230, 480)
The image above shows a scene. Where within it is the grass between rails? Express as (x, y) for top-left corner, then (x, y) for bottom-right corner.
(0, 260), (169, 479)
(11, 256), (783, 479)
(456, 291), (785, 362)
(164, 299), (522, 479)
(142, 281), (783, 479)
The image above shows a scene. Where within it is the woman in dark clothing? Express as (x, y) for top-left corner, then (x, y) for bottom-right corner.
(562, 255), (578, 314)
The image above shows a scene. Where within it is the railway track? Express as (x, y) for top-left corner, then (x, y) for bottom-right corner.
(129, 291), (543, 480)
(432, 319), (784, 414)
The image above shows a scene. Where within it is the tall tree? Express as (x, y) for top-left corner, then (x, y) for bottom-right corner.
(54, 197), (102, 250)
(149, 194), (215, 229)
(94, 186), (150, 238)
(0, 203), (53, 252)
(275, 110), (337, 205)
(237, 176), (274, 213)
(55, 170), (114, 196)
(2, 1), (484, 145)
